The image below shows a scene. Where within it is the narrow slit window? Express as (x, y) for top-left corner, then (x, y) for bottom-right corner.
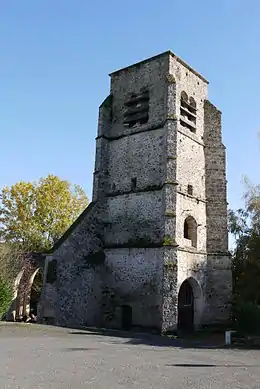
(187, 185), (193, 195)
(131, 177), (137, 190)
(46, 260), (57, 284)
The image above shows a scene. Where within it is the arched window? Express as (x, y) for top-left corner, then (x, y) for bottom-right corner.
(183, 216), (197, 248)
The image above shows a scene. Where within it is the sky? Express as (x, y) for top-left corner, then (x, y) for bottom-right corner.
(1, 0), (259, 212)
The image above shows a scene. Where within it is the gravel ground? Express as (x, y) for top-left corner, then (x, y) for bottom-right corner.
(1, 323), (260, 389)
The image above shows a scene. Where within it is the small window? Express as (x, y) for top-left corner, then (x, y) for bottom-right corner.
(131, 177), (137, 190)
(121, 305), (132, 330)
(46, 260), (57, 284)
(183, 216), (197, 248)
(187, 185), (193, 195)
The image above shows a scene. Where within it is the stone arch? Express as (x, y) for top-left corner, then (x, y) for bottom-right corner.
(177, 277), (203, 332)
(184, 216), (197, 248)
(4, 270), (25, 321)
(16, 267), (44, 319)
(29, 267), (44, 316)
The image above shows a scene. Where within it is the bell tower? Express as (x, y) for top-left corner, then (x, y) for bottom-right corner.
(92, 51), (231, 331)
(39, 51), (232, 332)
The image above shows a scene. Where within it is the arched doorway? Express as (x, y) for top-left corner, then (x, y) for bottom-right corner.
(178, 280), (194, 333)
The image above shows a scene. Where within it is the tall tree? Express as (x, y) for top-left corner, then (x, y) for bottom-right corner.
(229, 177), (260, 305)
(0, 175), (88, 251)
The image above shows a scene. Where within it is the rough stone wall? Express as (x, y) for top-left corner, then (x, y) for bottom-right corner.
(92, 95), (112, 202)
(172, 54), (208, 253)
(164, 55), (208, 330)
(177, 250), (207, 328)
(166, 54), (231, 328)
(203, 254), (232, 324)
(161, 247), (178, 332)
(110, 54), (169, 137)
(101, 248), (164, 330)
(169, 54), (208, 139)
(203, 100), (232, 324)
(38, 202), (105, 328)
(105, 129), (165, 246)
(105, 56), (170, 247)
(204, 101), (228, 252)
(175, 130), (207, 251)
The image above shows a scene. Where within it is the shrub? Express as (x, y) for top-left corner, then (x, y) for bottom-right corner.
(233, 302), (260, 335)
(0, 277), (13, 320)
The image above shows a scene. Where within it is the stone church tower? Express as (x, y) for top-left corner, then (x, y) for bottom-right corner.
(39, 51), (232, 333)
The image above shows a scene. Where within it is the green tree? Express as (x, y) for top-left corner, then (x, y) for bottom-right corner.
(0, 277), (13, 319)
(228, 179), (260, 333)
(229, 178), (260, 305)
(0, 244), (27, 319)
(0, 175), (88, 251)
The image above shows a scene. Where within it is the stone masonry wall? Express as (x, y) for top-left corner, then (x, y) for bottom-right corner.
(101, 248), (164, 330)
(39, 202), (105, 328)
(177, 250), (207, 328)
(105, 55), (170, 247)
(105, 129), (166, 246)
(171, 53), (208, 253)
(203, 254), (232, 324)
(204, 100), (229, 253)
(169, 54), (208, 139)
(203, 100), (232, 324)
(110, 53), (169, 138)
(92, 95), (112, 202)
(161, 247), (178, 332)
(175, 132), (207, 251)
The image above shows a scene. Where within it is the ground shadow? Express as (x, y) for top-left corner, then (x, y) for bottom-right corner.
(63, 347), (97, 352)
(166, 363), (260, 368)
(68, 326), (260, 351)
(68, 327), (227, 350)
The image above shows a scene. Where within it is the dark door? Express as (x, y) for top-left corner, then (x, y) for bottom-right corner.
(178, 280), (194, 333)
(121, 305), (132, 330)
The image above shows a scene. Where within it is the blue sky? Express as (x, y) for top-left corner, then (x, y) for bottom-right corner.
(1, 0), (259, 212)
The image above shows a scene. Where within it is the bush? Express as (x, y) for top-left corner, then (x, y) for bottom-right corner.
(0, 278), (13, 320)
(233, 302), (260, 335)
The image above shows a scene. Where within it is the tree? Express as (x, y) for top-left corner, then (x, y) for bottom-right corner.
(0, 175), (88, 252)
(229, 178), (260, 305)
(0, 277), (12, 319)
(228, 179), (260, 333)
(0, 243), (35, 319)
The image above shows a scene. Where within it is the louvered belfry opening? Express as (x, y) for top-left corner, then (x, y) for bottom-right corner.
(180, 91), (197, 133)
(123, 88), (149, 128)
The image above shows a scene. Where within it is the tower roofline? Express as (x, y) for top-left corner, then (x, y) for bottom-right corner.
(109, 50), (209, 84)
